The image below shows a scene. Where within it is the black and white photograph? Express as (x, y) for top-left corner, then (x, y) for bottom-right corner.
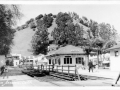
(0, 0), (120, 88)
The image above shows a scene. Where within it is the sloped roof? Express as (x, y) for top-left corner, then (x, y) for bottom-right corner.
(47, 45), (85, 56)
(46, 50), (56, 57)
(107, 44), (120, 51)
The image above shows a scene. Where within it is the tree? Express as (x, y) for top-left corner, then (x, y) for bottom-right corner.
(103, 40), (116, 50)
(26, 18), (34, 25)
(35, 14), (43, 20)
(0, 5), (22, 55)
(68, 12), (80, 20)
(51, 12), (84, 46)
(83, 22), (117, 68)
(89, 19), (98, 38)
(31, 19), (49, 55)
(83, 45), (93, 68)
(97, 23), (117, 54)
(42, 14), (53, 28)
(99, 23), (117, 41)
(30, 21), (36, 29)
(56, 12), (73, 27)
(52, 22), (84, 46)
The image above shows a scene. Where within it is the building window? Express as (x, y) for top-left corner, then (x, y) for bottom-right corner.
(30, 60), (33, 62)
(58, 58), (61, 65)
(64, 58), (67, 64)
(64, 56), (72, 64)
(52, 59), (55, 65)
(13, 56), (19, 60)
(49, 59), (51, 64)
(76, 57), (84, 64)
(115, 51), (119, 57)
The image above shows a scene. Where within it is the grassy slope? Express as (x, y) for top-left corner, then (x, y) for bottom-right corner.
(11, 27), (36, 57)
(11, 18), (89, 57)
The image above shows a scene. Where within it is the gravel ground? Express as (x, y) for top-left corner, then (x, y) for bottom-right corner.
(0, 66), (111, 82)
(34, 75), (68, 82)
(0, 66), (24, 76)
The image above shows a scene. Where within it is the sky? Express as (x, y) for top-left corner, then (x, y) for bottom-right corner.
(17, 3), (120, 34)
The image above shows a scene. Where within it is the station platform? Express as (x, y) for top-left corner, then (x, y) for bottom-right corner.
(0, 74), (119, 87)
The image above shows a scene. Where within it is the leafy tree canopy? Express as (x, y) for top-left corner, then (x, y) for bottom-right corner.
(31, 12), (117, 55)
(0, 5), (22, 55)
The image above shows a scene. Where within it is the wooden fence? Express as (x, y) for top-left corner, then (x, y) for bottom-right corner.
(38, 65), (77, 76)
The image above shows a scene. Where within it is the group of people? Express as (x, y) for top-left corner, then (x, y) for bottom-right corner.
(0, 65), (9, 79)
(88, 60), (98, 72)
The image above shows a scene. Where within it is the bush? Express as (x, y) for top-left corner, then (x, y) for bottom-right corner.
(43, 15), (53, 28)
(53, 15), (56, 18)
(35, 14), (43, 20)
(30, 22), (36, 29)
(48, 13), (53, 17)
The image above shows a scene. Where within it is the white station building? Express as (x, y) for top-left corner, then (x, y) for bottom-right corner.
(46, 45), (89, 67)
(107, 44), (120, 71)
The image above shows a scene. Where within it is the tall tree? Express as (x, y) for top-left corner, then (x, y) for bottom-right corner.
(91, 23), (117, 67)
(0, 5), (22, 55)
(52, 12), (84, 46)
(31, 19), (49, 55)
(89, 19), (98, 38)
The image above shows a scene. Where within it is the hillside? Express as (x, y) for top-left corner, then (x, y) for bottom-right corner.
(12, 12), (115, 57)
(11, 19), (89, 57)
(11, 27), (36, 57)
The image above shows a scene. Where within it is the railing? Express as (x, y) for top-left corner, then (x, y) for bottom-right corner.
(37, 65), (77, 76)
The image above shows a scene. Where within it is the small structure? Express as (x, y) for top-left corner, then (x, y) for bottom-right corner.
(11, 54), (21, 67)
(24, 56), (36, 65)
(36, 54), (48, 65)
(107, 44), (120, 71)
(46, 45), (87, 67)
(89, 52), (110, 67)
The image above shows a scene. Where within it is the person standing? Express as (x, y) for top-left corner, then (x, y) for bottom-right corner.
(1, 65), (5, 75)
(88, 60), (93, 72)
(2, 65), (9, 79)
(95, 64), (98, 72)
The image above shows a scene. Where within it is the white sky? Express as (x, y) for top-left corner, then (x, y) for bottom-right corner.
(16, 2), (120, 34)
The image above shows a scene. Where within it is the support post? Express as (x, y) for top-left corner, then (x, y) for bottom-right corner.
(49, 65), (50, 72)
(68, 65), (69, 75)
(75, 65), (76, 79)
(57, 65), (58, 72)
(62, 65), (63, 74)
(76, 65), (81, 81)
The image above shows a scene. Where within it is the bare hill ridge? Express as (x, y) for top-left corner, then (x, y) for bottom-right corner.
(11, 27), (36, 56)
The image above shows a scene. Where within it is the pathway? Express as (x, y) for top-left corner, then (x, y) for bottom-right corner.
(0, 74), (118, 87)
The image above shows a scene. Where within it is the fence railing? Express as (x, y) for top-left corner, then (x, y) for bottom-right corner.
(37, 65), (77, 76)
